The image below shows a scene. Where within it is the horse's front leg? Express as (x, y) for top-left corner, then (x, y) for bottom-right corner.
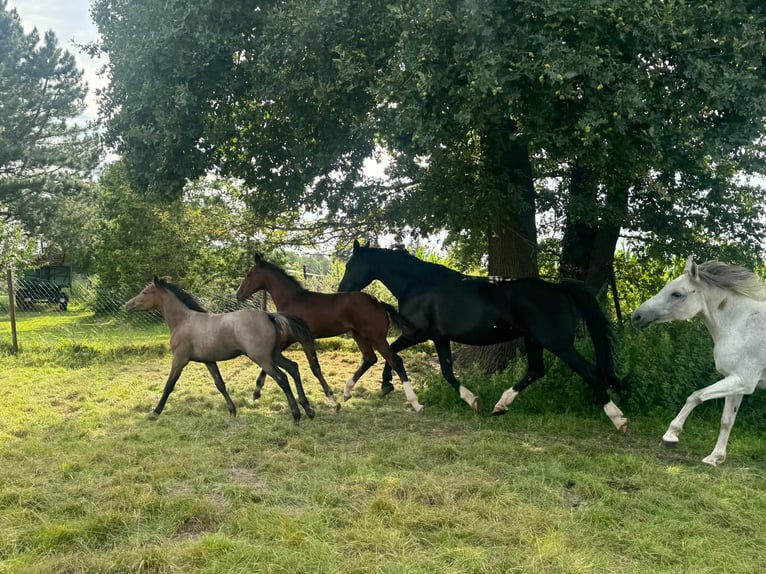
(204, 362), (237, 416)
(702, 393), (744, 466)
(344, 333), (377, 401)
(434, 338), (477, 412)
(302, 346), (340, 411)
(151, 359), (187, 417)
(663, 374), (751, 456)
(380, 334), (425, 401)
(493, 338), (544, 415)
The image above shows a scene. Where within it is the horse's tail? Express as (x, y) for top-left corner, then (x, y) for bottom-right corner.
(563, 283), (622, 392)
(269, 313), (316, 356)
(382, 301), (414, 334)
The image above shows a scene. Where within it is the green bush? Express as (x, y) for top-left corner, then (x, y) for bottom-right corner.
(419, 320), (766, 424)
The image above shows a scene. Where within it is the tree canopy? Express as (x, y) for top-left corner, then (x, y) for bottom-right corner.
(93, 0), (766, 285)
(0, 0), (100, 249)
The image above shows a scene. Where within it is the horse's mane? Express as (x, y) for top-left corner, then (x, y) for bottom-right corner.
(155, 277), (208, 312)
(261, 260), (306, 291)
(697, 261), (766, 301)
(361, 246), (464, 279)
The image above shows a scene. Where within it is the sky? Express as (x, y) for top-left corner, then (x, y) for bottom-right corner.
(7, 0), (105, 123)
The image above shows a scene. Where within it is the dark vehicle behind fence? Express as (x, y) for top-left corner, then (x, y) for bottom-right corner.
(16, 266), (71, 311)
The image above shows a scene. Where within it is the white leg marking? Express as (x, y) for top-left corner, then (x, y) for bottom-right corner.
(343, 376), (356, 400)
(663, 374), (749, 448)
(492, 388), (519, 413)
(603, 401), (628, 432)
(459, 385), (478, 411)
(403, 381), (424, 413)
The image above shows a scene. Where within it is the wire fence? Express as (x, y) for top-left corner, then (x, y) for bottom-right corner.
(0, 274), (271, 354)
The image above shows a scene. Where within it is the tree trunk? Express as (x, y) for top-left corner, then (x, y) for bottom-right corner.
(454, 120), (537, 373)
(560, 159), (629, 296)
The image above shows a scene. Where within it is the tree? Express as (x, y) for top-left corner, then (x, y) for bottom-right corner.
(93, 0), (766, 277)
(91, 161), (307, 294)
(0, 1), (100, 247)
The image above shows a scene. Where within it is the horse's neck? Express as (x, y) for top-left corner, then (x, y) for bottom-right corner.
(263, 270), (304, 307)
(158, 290), (197, 329)
(373, 254), (459, 299)
(700, 290), (760, 342)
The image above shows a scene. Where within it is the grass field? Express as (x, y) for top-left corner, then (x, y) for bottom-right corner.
(1, 312), (765, 573)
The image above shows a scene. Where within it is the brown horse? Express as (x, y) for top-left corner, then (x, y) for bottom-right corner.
(236, 254), (421, 411)
(126, 275), (317, 421)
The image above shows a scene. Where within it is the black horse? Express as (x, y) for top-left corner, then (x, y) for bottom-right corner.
(338, 241), (626, 431)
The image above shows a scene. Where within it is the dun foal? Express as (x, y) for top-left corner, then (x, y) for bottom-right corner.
(126, 276), (316, 421)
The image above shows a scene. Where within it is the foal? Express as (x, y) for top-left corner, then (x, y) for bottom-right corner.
(126, 276), (316, 421)
(236, 254), (417, 411)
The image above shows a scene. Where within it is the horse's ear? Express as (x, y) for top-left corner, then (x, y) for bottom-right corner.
(685, 256), (699, 280)
(153, 274), (160, 285)
(254, 252), (264, 265)
(353, 239), (361, 252)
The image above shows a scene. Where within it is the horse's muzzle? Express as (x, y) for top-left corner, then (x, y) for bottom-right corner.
(630, 310), (652, 330)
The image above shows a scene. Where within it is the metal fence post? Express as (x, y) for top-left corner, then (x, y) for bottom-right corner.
(6, 265), (18, 354)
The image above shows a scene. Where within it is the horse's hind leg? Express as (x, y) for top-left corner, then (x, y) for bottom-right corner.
(380, 334), (425, 394)
(343, 333), (378, 400)
(550, 344), (627, 432)
(253, 369), (267, 400)
(702, 393), (744, 466)
(434, 338), (476, 412)
(493, 338), (545, 415)
(275, 354), (315, 419)
(376, 338), (423, 413)
(302, 344), (340, 411)
(260, 360), (302, 422)
(204, 362), (237, 416)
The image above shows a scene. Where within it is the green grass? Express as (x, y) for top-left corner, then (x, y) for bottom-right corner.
(1, 315), (766, 573)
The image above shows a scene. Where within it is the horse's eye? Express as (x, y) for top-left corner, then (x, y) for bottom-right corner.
(671, 291), (684, 299)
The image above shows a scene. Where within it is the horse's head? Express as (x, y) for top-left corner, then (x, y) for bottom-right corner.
(125, 276), (163, 312)
(631, 257), (705, 329)
(236, 253), (269, 301)
(338, 240), (375, 292)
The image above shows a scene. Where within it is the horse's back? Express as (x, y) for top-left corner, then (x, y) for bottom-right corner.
(177, 309), (278, 361)
(276, 290), (387, 338)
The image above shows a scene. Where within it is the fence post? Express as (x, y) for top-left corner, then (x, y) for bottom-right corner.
(6, 265), (18, 354)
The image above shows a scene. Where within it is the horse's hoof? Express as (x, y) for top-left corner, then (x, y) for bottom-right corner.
(381, 384), (395, 398)
(661, 440), (678, 449)
(618, 421), (627, 433)
(470, 399), (479, 413)
(306, 409), (316, 420)
(491, 407), (507, 416)
(702, 456), (722, 466)
(148, 411), (160, 420)
(334, 402), (341, 413)
(343, 394), (352, 402)
(415, 405), (425, 414)
(253, 392), (261, 401)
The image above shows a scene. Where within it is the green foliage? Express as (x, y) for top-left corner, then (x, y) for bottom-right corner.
(92, 0), (766, 269)
(2, 335), (766, 572)
(0, 1), (99, 244)
(91, 162), (274, 294)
